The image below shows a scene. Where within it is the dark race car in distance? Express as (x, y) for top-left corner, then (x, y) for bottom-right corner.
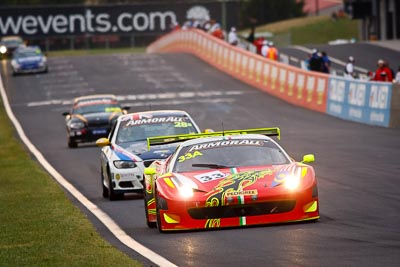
(0, 35), (24, 58)
(62, 94), (129, 148)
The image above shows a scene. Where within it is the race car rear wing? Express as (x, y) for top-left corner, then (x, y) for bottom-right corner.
(147, 127), (280, 149)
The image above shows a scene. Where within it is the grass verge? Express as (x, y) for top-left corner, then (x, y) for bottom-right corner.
(0, 98), (141, 266)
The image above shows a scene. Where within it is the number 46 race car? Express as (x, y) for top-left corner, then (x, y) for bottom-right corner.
(143, 128), (319, 232)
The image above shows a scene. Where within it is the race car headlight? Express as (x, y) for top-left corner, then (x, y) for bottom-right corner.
(284, 174), (301, 190)
(69, 121), (85, 129)
(178, 185), (194, 198)
(38, 57), (47, 66)
(113, 160), (137, 169)
(0, 46), (6, 54)
(11, 60), (20, 68)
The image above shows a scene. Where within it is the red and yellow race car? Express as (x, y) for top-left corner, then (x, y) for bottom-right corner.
(143, 128), (319, 232)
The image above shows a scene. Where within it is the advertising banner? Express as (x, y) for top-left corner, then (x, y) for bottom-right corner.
(327, 77), (392, 127)
(0, 2), (238, 37)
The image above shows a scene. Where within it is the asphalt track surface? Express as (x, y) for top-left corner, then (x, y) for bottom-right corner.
(1, 46), (400, 266)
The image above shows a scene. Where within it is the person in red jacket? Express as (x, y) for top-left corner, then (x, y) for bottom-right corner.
(373, 59), (393, 82)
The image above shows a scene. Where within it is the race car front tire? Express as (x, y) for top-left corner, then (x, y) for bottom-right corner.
(144, 188), (156, 228)
(155, 189), (164, 233)
(101, 169), (109, 198)
(107, 169), (123, 201)
(68, 137), (77, 148)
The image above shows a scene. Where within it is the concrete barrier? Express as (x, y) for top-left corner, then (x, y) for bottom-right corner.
(147, 29), (398, 128)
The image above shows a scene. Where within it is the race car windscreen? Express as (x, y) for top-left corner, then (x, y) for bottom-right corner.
(14, 50), (42, 59)
(2, 38), (23, 47)
(116, 116), (198, 144)
(72, 103), (122, 115)
(173, 139), (290, 172)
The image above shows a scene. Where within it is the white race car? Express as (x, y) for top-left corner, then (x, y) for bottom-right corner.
(96, 110), (203, 200)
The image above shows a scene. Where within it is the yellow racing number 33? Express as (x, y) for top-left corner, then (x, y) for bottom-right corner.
(178, 151), (203, 162)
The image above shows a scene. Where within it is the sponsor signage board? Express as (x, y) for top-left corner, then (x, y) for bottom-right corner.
(0, 2), (238, 37)
(327, 77), (392, 127)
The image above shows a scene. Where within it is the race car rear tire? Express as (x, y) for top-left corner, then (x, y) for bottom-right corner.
(68, 138), (77, 148)
(144, 190), (156, 228)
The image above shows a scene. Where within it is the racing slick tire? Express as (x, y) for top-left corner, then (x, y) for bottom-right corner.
(67, 138), (77, 148)
(107, 168), (123, 201)
(144, 189), (156, 228)
(101, 169), (109, 198)
(155, 189), (164, 233)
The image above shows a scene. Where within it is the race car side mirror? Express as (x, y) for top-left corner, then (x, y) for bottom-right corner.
(144, 167), (156, 175)
(302, 154), (315, 163)
(96, 138), (110, 147)
(204, 128), (214, 133)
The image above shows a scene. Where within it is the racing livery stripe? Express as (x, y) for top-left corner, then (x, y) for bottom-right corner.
(230, 168), (246, 226)
(111, 145), (137, 161)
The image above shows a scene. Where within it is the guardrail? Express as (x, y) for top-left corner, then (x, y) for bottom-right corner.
(147, 29), (399, 128)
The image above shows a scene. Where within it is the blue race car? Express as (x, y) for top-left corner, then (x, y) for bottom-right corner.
(11, 45), (48, 75)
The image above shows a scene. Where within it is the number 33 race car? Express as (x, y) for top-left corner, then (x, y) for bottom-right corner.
(144, 128), (319, 232)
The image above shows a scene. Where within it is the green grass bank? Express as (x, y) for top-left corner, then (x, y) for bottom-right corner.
(0, 99), (141, 266)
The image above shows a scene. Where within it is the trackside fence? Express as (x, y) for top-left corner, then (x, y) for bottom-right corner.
(147, 29), (399, 128)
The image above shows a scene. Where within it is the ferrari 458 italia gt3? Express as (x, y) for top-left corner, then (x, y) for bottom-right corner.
(143, 128), (319, 232)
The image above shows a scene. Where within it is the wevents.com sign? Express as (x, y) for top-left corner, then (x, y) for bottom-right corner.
(0, 2), (238, 36)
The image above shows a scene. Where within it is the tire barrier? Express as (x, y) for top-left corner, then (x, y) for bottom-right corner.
(147, 29), (399, 128)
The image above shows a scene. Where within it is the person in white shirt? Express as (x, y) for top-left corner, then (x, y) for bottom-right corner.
(261, 40), (269, 57)
(344, 56), (355, 79)
(228, 27), (239, 46)
(395, 66), (400, 83)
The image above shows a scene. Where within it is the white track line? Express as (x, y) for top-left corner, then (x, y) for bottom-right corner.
(0, 74), (177, 267)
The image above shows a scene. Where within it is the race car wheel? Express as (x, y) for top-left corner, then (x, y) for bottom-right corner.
(101, 169), (108, 198)
(107, 169), (123, 201)
(67, 138), (77, 148)
(144, 190), (156, 228)
(155, 189), (164, 233)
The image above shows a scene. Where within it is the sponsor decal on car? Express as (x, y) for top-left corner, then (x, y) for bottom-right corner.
(188, 139), (263, 152)
(125, 116), (185, 126)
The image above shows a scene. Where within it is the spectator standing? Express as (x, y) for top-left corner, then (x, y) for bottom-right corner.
(261, 40), (269, 57)
(254, 37), (265, 55)
(246, 26), (255, 43)
(385, 60), (395, 80)
(395, 66), (400, 84)
(344, 56), (355, 79)
(321, 51), (331, 74)
(210, 23), (224, 40)
(373, 59), (393, 82)
(228, 27), (239, 46)
(309, 49), (323, 72)
(266, 42), (278, 61)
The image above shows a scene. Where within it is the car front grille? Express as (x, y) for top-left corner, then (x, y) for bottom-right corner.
(187, 200), (296, 220)
(119, 181), (134, 188)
